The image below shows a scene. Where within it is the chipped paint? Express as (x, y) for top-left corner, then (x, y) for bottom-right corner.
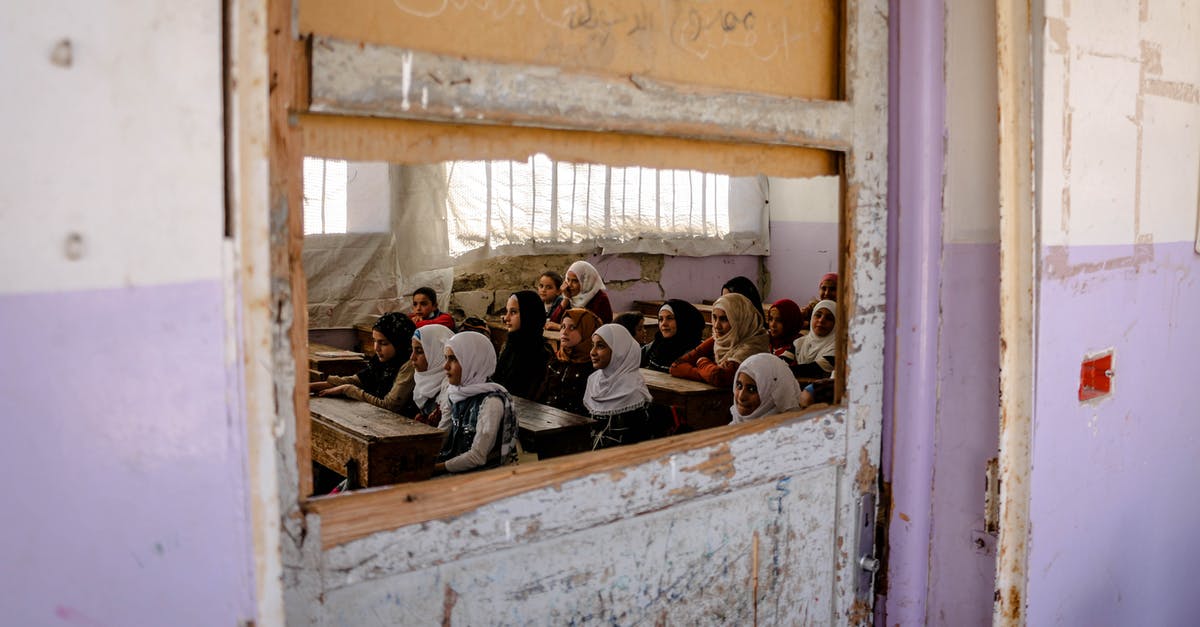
(274, 0), (889, 623)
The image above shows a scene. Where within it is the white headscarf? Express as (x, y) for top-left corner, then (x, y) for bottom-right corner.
(566, 260), (605, 309)
(584, 324), (652, 416)
(792, 300), (837, 372)
(444, 331), (507, 403)
(412, 325), (454, 407)
(730, 353), (802, 423)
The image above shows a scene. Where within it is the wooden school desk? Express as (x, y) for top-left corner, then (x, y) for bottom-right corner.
(308, 342), (367, 377)
(309, 397), (444, 488)
(511, 396), (595, 459)
(639, 368), (733, 430)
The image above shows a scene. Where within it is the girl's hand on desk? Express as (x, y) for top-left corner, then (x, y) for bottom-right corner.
(309, 380), (332, 394)
(318, 384), (353, 397)
(544, 321), (562, 331)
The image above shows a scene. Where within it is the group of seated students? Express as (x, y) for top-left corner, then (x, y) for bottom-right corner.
(310, 260), (842, 478)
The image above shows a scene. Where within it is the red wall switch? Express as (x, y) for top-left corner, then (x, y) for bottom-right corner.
(1078, 351), (1114, 402)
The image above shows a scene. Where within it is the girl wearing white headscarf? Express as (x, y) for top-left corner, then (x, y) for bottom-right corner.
(669, 293), (770, 387)
(410, 324), (454, 426)
(586, 324), (653, 448)
(730, 353), (803, 423)
(791, 299), (838, 379)
(434, 331), (518, 474)
(545, 260), (613, 329)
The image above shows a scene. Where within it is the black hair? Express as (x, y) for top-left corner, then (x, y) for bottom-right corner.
(413, 286), (438, 307)
(540, 270), (563, 286)
(614, 311), (643, 339)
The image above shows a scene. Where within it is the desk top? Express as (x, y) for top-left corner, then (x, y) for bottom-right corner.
(640, 368), (726, 394)
(512, 396), (593, 430)
(309, 342), (365, 361)
(310, 396), (441, 441)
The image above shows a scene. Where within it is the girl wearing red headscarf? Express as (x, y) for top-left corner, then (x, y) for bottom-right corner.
(766, 298), (805, 364)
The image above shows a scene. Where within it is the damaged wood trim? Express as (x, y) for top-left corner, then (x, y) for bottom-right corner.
(994, 0), (1035, 624)
(307, 405), (844, 549)
(307, 37), (854, 150)
(297, 113), (839, 178)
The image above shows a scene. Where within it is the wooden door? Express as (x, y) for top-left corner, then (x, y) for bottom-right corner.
(264, 0), (890, 623)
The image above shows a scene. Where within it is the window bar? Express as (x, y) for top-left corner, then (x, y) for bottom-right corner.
(550, 159), (559, 243)
(508, 160), (515, 243)
(531, 156), (539, 238)
(603, 165), (612, 232)
(701, 172), (708, 237)
(655, 168), (661, 231)
(485, 161), (493, 249)
(568, 162), (577, 242)
(319, 158), (328, 233)
(583, 164), (592, 237)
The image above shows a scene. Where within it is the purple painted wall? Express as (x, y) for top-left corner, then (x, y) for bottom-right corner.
(765, 221), (838, 303)
(1026, 240), (1200, 625)
(881, 0), (945, 624)
(0, 282), (256, 626)
(926, 242), (1001, 625)
(590, 253), (760, 313)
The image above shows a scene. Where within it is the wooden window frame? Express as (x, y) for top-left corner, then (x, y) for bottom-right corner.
(265, 0), (889, 552)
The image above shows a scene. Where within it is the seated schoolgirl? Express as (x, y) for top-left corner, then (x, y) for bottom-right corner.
(493, 290), (550, 400)
(537, 308), (602, 416)
(791, 300), (838, 379)
(409, 286), (456, 331)
(537, 271), (565, 319)
(669, 293), (769, 387)
(586, 324), (653, 449)
(409, 324), (454, 426)
(766, 298), (804, 364)
(730, 353), (803, 424)
(641, 299), (705, 372)
(310, 312), (418, 414)
(613, 311), (645, 344)
(434, 331), (519, 474)
(545, 261), (613, 330)
(721, 275), (765, 325)
(799, 273), (838, 332)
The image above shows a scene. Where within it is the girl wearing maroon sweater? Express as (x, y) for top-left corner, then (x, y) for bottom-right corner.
(545, 261), (613, 329)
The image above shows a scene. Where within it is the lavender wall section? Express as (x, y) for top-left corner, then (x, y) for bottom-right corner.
(764, 221), (838, 303)
(0, 281), (256, 626)
(1027, 240), (1200, 625)
(592, 253), (760, 313)
(881, 0), (945, 624)
(926, 242), (1000, 625)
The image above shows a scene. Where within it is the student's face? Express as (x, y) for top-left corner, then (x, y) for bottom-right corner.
(590, 334), (613, 369)
(818, 279), (837, 302)
(711, 307), (732, 338)
(766, 307), (785, 339)
(503, 295), (521, 332)
(812, 308), (836, 338)
(443, 347), (463, 385)
(560, 316), (582, 349)
(537, 275), (560, 303)
(412, 293), (435, 318)
(563, 271), (581, 298)
(734, 372), (761, 416)
(410, 338), (428, 372)
(658, 309), (677, 338)
(373, 330), (397, 362)
(721, 287), (733, 296)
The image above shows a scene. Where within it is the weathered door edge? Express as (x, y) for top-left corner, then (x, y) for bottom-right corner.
(228, 0), (287, 623)
(273, 0), (891, 622)
(994, 0), (1036, 623)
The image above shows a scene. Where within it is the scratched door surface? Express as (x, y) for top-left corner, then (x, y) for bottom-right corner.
(274, 0), (889, 624)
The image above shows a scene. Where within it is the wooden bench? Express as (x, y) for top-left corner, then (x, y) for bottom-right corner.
(309, 397), (444, 488)
(640, 368), (733, 430)
(512, 396), (595, 459)
(308, 342), (367, 377)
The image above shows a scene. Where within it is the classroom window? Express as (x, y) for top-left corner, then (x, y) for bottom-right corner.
(444, 156), (733, 256)
(303, 157), (348, 235)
